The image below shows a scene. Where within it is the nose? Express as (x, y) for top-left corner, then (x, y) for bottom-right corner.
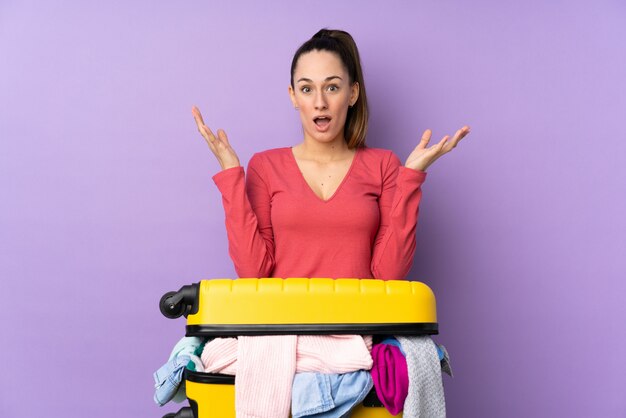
(314, 91), (328, 110)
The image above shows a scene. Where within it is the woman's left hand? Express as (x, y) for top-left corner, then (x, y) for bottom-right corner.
(405, 126), (471, 172)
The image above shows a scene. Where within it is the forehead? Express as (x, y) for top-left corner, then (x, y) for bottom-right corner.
(294, 50), (348, 82)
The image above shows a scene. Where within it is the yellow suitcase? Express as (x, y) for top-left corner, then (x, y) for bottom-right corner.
(159, 278), (438, 418)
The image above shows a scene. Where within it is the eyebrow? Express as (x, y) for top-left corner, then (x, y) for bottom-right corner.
(297, 76), (343, 83)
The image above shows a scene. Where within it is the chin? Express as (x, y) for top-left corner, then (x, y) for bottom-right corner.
(306, 127), (344, 144)
(313, 133), (339, 143)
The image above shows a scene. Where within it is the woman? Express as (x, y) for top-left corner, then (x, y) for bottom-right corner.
(192, 29), (470, 281)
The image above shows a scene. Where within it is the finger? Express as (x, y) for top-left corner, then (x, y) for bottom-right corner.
(416, 136), (448, 169)
(200, 124), (218, 147)
(448, 128), (465, 149)
(454, 126), (471, 141)
(422, 135), (448, 157)
(191, 105), (207, 125)
(192, 106), (214, 142)
(417, 129), (432, 150)
(443, 126), (470, 152)
(427, 135), (448, 157)
(435, 135), (449, 150)
(217, 129), (231, 147)
(205, 136), (218, 155)
(192, 106), (218, 146)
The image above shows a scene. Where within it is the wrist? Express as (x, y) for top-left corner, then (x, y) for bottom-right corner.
(221, 164), (240, 170)
(406, 162), (428, 172)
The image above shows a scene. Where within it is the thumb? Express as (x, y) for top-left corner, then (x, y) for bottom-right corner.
(417, 129), (432, 150)
(217, 129), (230, 146)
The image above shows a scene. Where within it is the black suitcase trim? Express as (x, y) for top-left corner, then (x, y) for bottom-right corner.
(186, 370), (234, 384)
(186, 322), (438, 336)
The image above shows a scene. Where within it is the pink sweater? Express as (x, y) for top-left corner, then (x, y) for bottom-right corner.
(201, 335), (374, 418)
(212, 147), (426, 280)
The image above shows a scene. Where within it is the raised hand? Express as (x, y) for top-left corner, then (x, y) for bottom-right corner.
(192, 105), (241, 170)
(404, 126), (471, 172)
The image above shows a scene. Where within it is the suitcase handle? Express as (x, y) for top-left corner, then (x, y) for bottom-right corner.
(159, 283), (199, 319)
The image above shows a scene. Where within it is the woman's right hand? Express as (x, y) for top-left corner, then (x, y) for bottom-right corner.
(192, 105), (240, 170)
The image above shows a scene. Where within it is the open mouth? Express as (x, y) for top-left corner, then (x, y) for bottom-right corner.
(313, 116), (332, 130)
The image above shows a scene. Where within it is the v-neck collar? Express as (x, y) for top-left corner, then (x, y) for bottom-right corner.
(288, 147), (361, 203)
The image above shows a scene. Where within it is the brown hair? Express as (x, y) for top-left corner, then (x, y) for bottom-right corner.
(290, 29), (369, 149)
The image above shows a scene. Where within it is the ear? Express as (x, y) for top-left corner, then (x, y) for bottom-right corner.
(350, 82), (360, 107)
(288, 85), (298, 108)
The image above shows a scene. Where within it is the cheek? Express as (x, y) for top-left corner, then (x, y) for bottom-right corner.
(334, 96), (351, 116)
(334, 93), (351, 110)
(297, 107), (313, 127)
(300, 101), (318, 118)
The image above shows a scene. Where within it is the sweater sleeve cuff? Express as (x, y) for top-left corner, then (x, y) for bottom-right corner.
(397, 166), (427, 186)
(212, 166), (244, 194)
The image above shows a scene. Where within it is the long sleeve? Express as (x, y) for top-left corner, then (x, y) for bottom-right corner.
(370, 152), (427, 281)
(212, 153), (275, 277)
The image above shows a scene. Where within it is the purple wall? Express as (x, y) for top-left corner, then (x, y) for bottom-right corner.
(1, 1), (625, 417)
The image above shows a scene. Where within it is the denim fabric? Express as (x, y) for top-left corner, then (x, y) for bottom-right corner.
(170, 336), (205, 360)
(435, 343), (444, 361)
(153, 337), (207, 406)
(153, 355), (191, 406)
(438, 344), (453, 377)
(291, 370), (373, 418)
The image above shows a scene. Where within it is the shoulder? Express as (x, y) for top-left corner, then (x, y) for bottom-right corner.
(253, 147), (292, 159)
(358, 147), (401, 169)
(250, 147), (291, 162)
(249, 147), (292, 167)
(247, 148), (293, 181)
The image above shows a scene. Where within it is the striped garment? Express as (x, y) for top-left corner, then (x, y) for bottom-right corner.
(201, 335), (373, 418)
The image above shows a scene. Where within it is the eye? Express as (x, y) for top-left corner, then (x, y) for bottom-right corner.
(327, 85), (339, 92)
(300, 86), (311, 94)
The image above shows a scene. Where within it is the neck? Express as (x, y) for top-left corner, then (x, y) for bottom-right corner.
(297, 133), (351, 162)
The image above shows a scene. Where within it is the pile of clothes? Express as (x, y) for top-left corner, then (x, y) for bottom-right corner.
(154, 334), (452, 418)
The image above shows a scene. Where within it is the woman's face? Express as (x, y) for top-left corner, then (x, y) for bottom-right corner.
(289, 50), (359, 146)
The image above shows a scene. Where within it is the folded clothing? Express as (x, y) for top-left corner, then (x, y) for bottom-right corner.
(291, 370), (373, 418)
(201, 335), (373, 375)
(153, 355), (191, 406)
(202, 335), (373, 418)
(371, 343), (408, 416)
(153, 336), (206, 406)
(397, 336), (446, 418)
(236, 335), (297, 418)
